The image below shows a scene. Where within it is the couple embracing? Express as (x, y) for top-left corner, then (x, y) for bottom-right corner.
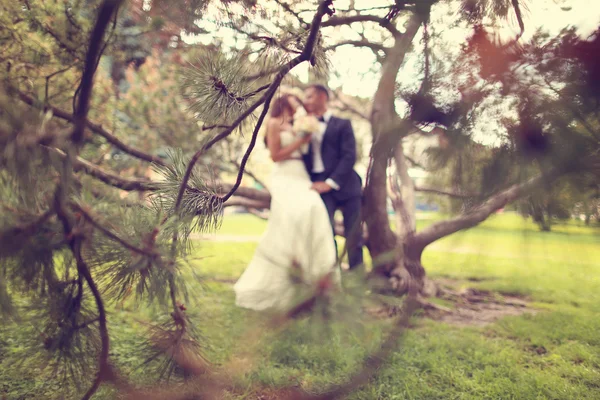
(234, 84), (364, 311)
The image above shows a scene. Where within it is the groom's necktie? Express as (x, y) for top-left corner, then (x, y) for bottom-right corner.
(317, 115), (326, 122)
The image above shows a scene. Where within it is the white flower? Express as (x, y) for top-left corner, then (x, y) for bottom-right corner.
(293, 114), (320, 135)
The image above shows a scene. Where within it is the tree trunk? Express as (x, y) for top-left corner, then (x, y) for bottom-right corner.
(402, 239), (426, 295)
(394, 141), (416, 234)
(583, 197), (591, 225)
(364, 13), (423, 277)
(540, 215), (552, 231)
(364, 155), (398, 276)
(531, 202), (551, 231)
(386, 141), (419, 293)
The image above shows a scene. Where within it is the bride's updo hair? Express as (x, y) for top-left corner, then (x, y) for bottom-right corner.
(270, 94), (304, 118)
(265, 94), (305, 147)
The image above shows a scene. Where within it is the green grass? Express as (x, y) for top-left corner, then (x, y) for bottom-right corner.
(2, 213), (600, 399)
(218, 213), (267, 236)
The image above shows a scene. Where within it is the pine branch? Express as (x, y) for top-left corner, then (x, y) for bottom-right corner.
(71, 3), (120, 144)
(45, 64), (77, 105)
(48, 2), (123, 398)
(72, 203), (159, 258)
(48, 148), (161, 191)
(54, 148), (274, 204)
(511, 0), (525, 39)
(161, 0), (335, 318)
(1, 208), (54, 239)
(273, 0), (310, 27)
(322, 14), (402, 38)
(331, 90), (370, 121)
(415, 186), (477, 199)
(324, 39), (388, 54)
(242, 83), (271, 99)
(72, 2), (119, 115)
(227, 25), (302, 55)
(404, 154), (426, 170)
(219, 183), (270, 203)
(202, 124), (232, 131)
(221, 103), (270, 202)
(16, 91), (167, 166)
(174, 0), (335, 213)
(230, 159), (269, 191)
(67, 228), (110, 400)
(74, 317), (100, 331)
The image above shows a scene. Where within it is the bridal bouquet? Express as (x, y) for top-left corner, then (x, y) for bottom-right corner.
(293, 114), (320, 137)
(293, 113), (320, 154)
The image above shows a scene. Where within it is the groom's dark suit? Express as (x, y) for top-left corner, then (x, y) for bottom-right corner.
(303, 112), (364, 269)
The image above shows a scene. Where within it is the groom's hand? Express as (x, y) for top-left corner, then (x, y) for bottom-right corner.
(311, 181), (332, 194)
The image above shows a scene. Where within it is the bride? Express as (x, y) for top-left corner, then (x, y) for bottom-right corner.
(233, 94), (340, 311)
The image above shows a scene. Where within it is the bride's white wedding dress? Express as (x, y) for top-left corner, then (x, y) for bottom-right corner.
(234, 129), (339, 311)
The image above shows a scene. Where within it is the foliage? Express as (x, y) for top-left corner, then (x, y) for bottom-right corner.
(420, 21), (600, 218)
(1, 0), (339, 398)
(2, 215), (600, 399)
(2, 0), (600, 398)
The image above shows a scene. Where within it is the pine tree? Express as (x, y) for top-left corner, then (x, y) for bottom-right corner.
(1, 0), (340, 397)
(2, 0), (599, 398)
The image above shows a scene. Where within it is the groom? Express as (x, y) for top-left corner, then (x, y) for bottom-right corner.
(302, 84), (364, 270)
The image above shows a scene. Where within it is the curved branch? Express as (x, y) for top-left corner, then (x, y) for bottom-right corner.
(50, 2), (123, 399)
(221, 102), (271, 202)
(413, 169), (562, 248)
(511, 0), (525, 39)
(71, 0), (122, 144)
(404, 154), (426, 170)
(230, 159), (269, 191)
(371, 12), (423, 124)
(322, 14), (401, 38)
(273, 0), (309, 27)
(331, 90), (370, 121)
(16, 91), (167, 166)
(72, 203), (158, 257)
(324, 39), (388, 54)
(174, 0), (334, 211)
(53, 149), (273, 201)
(415, 186), (477, 199)
(219, 183), (270, 202)
(49, 148), (160, 191)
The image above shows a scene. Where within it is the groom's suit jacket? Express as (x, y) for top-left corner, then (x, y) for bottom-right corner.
(303, 114), (362, 201)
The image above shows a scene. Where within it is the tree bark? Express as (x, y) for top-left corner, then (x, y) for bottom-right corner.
(413, 170), (560, 249)
(387, 140), (420, 293)
(364, 13), (423, 276)
(393, 141), (416, 235)
(364, 155), (398, 276)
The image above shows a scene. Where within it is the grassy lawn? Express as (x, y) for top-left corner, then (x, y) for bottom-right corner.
(2, 213), (600, 399)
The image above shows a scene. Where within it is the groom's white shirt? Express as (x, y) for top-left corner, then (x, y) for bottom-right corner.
(311, 110), (340, 190)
